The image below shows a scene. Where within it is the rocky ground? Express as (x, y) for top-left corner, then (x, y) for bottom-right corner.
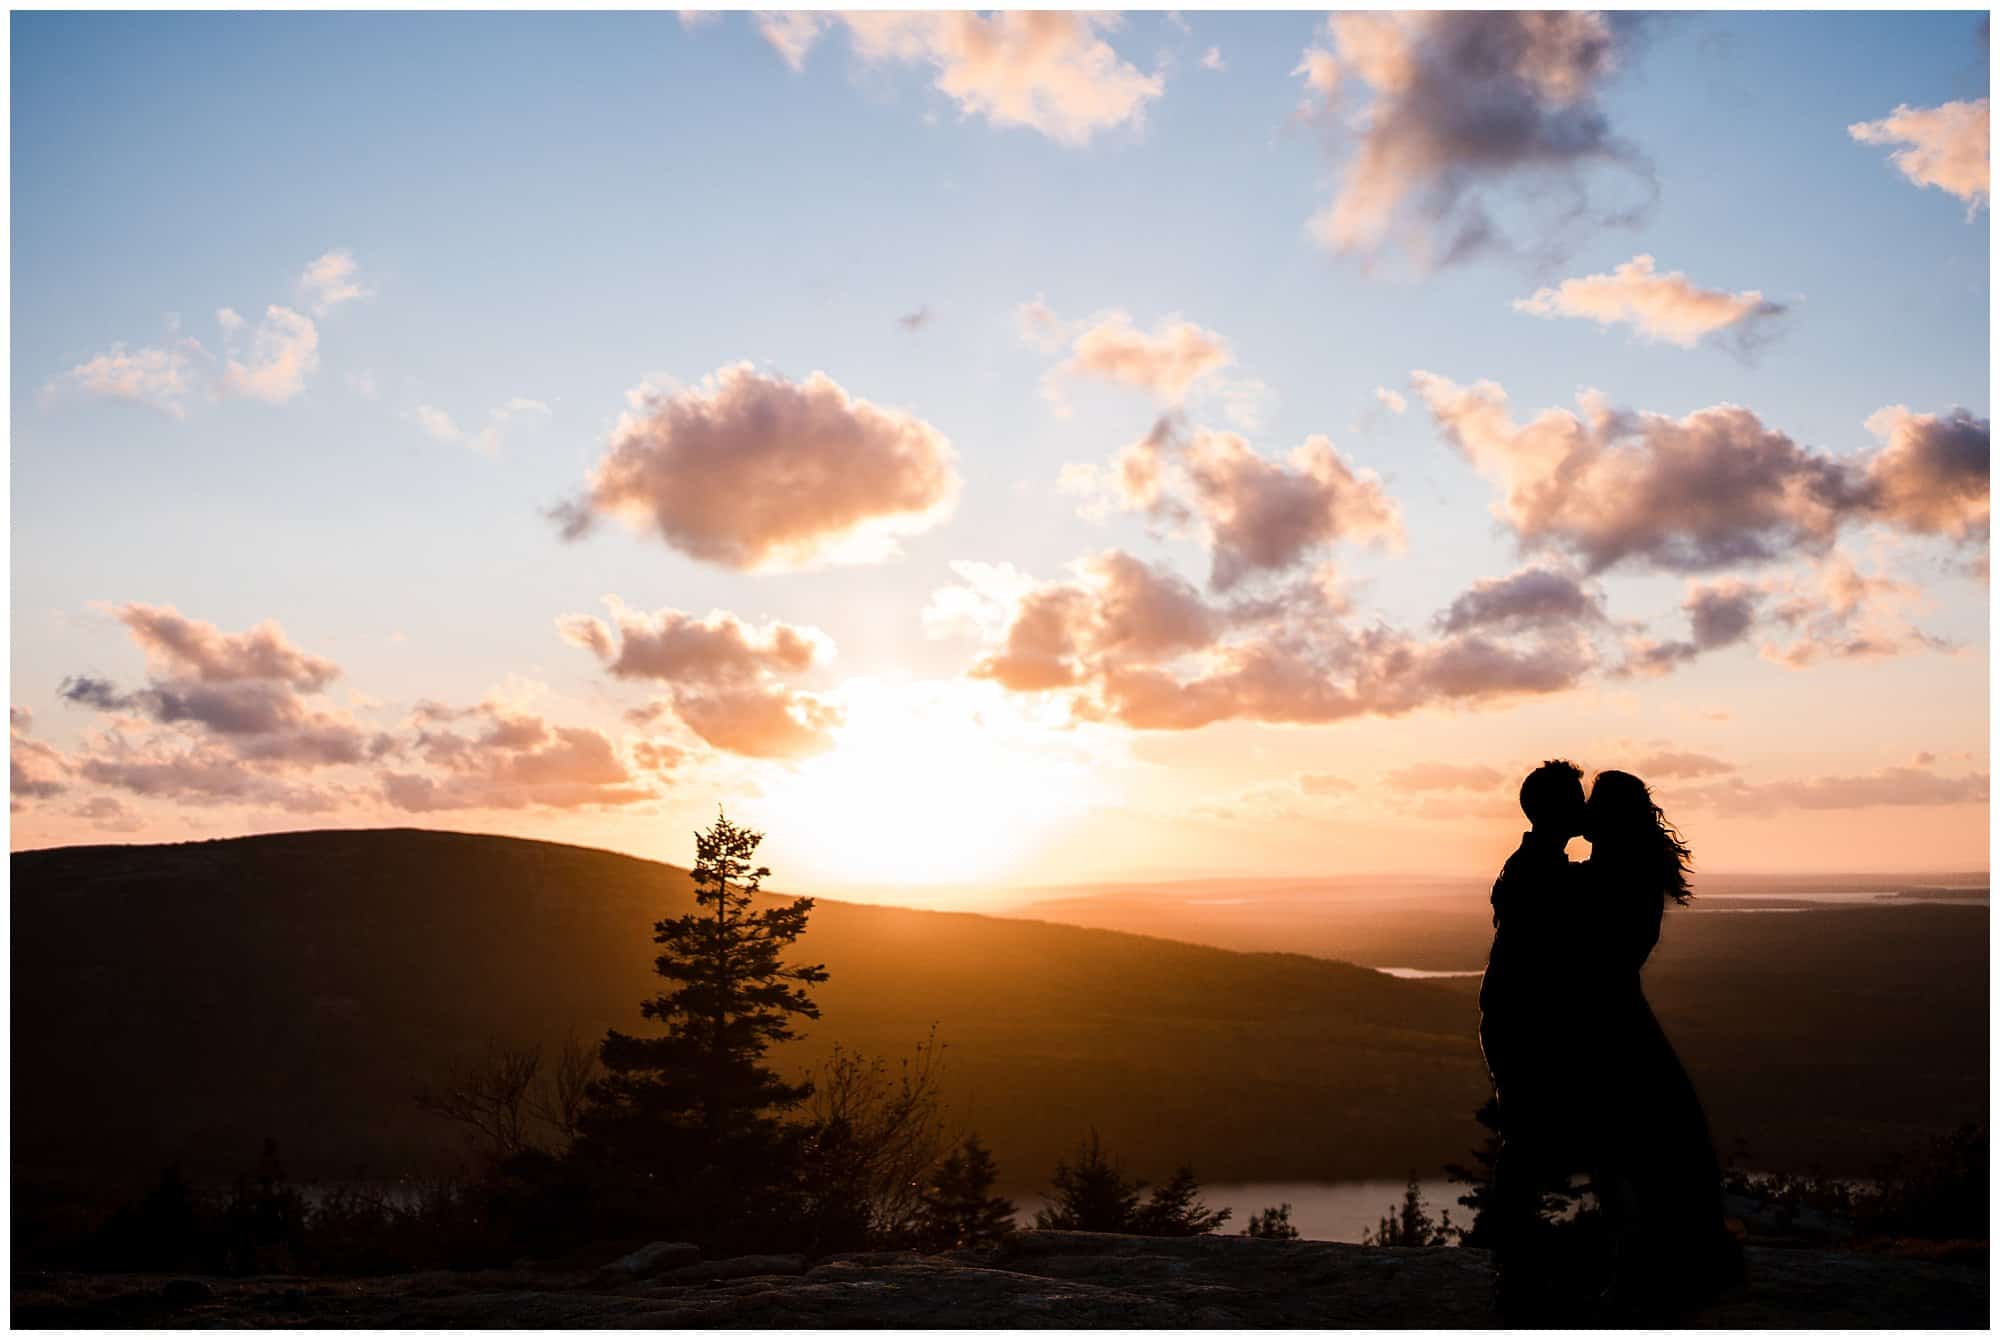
(12, 1231), (1988, 1328)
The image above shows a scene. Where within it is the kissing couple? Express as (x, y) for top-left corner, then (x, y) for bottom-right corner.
(1477, 761), (1746, 1323)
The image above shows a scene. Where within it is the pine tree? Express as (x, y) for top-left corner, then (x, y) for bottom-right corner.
(1243, 1203), (1301, 1240)
(574, 809), (829, 1236)
(915, 1134), (1018, 1249)
(1034, 1130), (1144, 1232)
(1133, 1164), (1232, 1236)
(1363, 1172), (1455, 1247)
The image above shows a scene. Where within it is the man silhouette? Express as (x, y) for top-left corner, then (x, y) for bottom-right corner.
(1477, 759), (1591, 1318)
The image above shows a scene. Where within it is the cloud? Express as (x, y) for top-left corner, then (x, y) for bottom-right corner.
(57, 605), (376, 784)
(776, 12), (1164, 146)
(1064, 419), (1402, 590)
(383, 698), (650, 812)
(1514, 254), (1786, 351)
(298, 249), (371, 314)
(1677, 764), (1989, 815)
(944, 548), (1594, 731)
(75, 742), (346, 812)
(755, 10), (829, 71)
(71, 795), (143, 832)
(558, 598), (831, 683)
(969, 550), (1220, 692)
(1617, 553), (1949, 676)
(1298, 771), (1356, 796)
(555, 363), (960, 571)
(560, 598), (842, 759)
(1412, 374), (1988, 572)
(1180, 429), (1403, 589)
(1849, 98), (1989, 214)
(112, 604), (340, 689)
(1374, 386), (1408, 415)
(1296, 11), (1653, 266)
(1860, 406), (1990, 542)
(1386, 762), (1505, 792)
(1201, 46), (1224, 72)
(412, 396), (551, 454)
(10, 709), (69, 808)
(1025, 302), (1234, 406)
(218, 305), (319, 404)
(50, 338), (204, 417)
(1436, 565), (1605, 634)
(1760, 552), (1948, 669)
(49, 252), (357, 416)
(1617, 577), (1765, 676)
(1630, 750), (1735, 780)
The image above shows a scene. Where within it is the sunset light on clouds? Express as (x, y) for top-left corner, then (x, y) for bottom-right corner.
(11, 10), (1990, 895)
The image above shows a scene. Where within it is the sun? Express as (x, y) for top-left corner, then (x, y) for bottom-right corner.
(755, 677), (1112, 888)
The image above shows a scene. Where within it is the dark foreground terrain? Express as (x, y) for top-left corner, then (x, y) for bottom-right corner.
(12, 1232), (1987, 1328)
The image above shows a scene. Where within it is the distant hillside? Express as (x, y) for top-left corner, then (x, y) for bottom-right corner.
(11, 829), (1491, 1197)
(1016, 877), (1991, 1173)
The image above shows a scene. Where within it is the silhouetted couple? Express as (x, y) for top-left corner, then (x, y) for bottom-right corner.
(1478, 761), (1745, 1324)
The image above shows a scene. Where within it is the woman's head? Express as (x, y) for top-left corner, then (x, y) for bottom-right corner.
(1586, 769), (1693, 905)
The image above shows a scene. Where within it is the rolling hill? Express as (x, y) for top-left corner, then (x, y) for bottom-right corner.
(12, 828), (1492, 1199)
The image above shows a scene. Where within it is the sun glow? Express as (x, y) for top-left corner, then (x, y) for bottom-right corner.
(753, 677), (1115, 887)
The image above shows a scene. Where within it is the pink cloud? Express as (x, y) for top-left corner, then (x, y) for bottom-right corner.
(556, 364), (960, 571)
(1849, 98), (1989, 214)
(1413, 374), (1988, 572)
(1514, 254), (1785, 350)
(561, 598), (842, 759)
(948, 548), (1593, 731)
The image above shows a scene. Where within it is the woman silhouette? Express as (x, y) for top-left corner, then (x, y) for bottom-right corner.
(1581, 770), (1744, 1317)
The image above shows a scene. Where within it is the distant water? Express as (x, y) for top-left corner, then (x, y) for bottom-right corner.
(1016, 1179), (1461, 1244)
(1375, 966), (1482, 979)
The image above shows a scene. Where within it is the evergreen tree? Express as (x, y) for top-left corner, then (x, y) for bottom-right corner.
(1243, 1203), (1301, 1240)
(1034, 1130), (1144, 1232)
(1363, 1172), (1455, 1247)
(915, 1134), (1018, 1249)
(1133, 1164), (1232, 1236)
(573, 809), (829, 1239)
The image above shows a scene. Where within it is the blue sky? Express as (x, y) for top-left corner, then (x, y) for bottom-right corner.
(10, 11), (1991, 888)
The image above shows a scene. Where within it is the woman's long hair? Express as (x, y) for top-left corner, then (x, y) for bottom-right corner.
(1588, 770), (1693, 906)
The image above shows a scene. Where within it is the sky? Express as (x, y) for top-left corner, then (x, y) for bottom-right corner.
(9, 10), (1992, 897)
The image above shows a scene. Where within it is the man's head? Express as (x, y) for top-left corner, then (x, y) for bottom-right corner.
(1519, 758), (1587, 837)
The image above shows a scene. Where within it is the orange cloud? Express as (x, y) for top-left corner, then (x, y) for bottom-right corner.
(949, 548), (1593, 731)
(556, 364), (959, 571)
(786, 12), (1164, 146)
(1514, 254), (1785, 350)
(384, 700), (649, 812)
(1025, 303), (1234, 408)
(560, 598), (842, 759)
